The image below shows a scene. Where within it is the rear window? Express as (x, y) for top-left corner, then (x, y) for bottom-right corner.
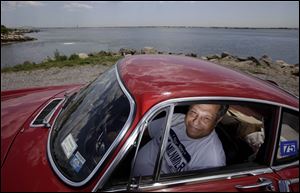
(49, 66), (131, 183)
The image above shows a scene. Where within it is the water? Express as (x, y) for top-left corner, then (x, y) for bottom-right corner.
(1, 27), (299, 68)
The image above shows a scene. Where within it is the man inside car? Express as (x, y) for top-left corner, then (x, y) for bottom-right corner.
(133, 103), (229, 176)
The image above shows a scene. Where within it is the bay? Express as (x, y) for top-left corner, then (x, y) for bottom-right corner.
(1, 27), (299, 68)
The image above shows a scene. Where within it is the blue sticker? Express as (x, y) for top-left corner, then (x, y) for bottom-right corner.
(280, 141), (298, 157)
(69, 151), (86, 173)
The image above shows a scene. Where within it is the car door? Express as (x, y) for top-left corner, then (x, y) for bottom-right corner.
(271, 107), (299, 192)
(128, 100), (286, 192)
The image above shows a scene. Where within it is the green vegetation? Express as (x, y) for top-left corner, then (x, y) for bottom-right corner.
(1, 50), (124, 73)
(1, 25), (13, 34)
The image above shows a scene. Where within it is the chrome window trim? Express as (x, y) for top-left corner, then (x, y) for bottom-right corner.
(271, 160), (299, 171)
(270, 107), (282, 166)
(47, 65), (136, 187)
(92, 96), (298, 191)
(290, 178), (299, 184)
(154, 104), (174, 181)
(30, 98), (64, 127)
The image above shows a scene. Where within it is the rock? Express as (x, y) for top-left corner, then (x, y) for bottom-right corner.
(291, 67), (299, 76)
(206, 54), (221, 60)
(275, 60), (292, 68)
(209, 59), (219, 63)
(141, 47), (157, 54)
(158, 51), (169, 55)
(78, 53), (89, 59)
(119, 48), (136, 55)
(200, 56), (208, 60)
(221, 52), (231, 58)
(221, 55), (236, 61)
(98, 51), (110, 56)
(1, 33), (36, 43)
(247, 56), (262, 66)
(259, 55), (273, 67)
(185, 53), (197, 57)
(236, 56), (248, 62)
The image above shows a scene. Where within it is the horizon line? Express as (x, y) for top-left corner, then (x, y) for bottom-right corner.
(8, 25), (299, 29)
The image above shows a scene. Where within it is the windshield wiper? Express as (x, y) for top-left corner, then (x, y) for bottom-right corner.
(62, 91), (78, 109)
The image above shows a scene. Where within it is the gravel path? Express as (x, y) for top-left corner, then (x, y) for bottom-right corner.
(1, 65), (109, 91)
(1, 62), (298, 97)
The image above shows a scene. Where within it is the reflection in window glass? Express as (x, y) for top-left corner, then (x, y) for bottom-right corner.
(49, 66), (131, 182)
(276, 109), (299, 160)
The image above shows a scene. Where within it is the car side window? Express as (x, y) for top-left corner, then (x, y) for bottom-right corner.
(132, 109), (169, 178)
(274, 108), (299, 163)
(101, 108), (169, 190)
(133, 102), (275, 180)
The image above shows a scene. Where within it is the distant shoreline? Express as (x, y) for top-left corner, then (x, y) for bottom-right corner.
(33, 26), (299, 30)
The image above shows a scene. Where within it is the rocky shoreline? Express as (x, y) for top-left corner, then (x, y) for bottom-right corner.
(1, 47), (299, 96)
(1, 28), (39, 45)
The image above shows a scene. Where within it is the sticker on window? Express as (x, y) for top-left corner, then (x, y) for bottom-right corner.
(70, 151), (86, 173)
(280, 140), (297, 157)
(61, 133), (78, 159)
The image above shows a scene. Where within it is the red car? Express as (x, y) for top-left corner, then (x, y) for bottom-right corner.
(1, 55), (299, 192)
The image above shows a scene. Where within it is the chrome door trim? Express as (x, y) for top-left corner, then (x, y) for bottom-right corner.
(139, 168), (274, 191)
(271, 160), (299, 171)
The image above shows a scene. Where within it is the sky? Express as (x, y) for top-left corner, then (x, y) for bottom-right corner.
(1, 1), (299, 28)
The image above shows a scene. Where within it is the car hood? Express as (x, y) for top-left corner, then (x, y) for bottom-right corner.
(1, 84), (82, 167)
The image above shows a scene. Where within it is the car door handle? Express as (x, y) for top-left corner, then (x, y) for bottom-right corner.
(235, 178), (275, 191)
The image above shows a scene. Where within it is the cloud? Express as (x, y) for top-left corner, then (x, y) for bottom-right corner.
(1, 1), (44, 8)
(64, 2), (93, 11)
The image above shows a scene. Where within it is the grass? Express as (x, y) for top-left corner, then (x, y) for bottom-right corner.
(1, 51), (124, 73)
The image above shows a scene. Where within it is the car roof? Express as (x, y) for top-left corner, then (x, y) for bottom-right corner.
(118, 55), (298, 114)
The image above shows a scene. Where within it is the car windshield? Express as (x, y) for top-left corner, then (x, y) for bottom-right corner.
(49, 66), (131, 183)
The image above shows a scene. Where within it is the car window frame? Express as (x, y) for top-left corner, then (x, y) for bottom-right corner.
(94, 96), (298, 191)
(128, 98), (294, 191)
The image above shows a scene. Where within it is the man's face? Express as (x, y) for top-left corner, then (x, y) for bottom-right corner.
(185, 104), (221, 139)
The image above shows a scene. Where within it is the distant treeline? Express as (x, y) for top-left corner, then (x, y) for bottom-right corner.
(1, 25), (40, 34)
(1, 25), (14, 34)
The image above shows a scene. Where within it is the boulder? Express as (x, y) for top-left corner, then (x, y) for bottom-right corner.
(141, 47), (157, 54)
(221, 55), (236, 61)
(185, 53), (197, 57)
(236, 56), (248, 62)
(78, 53), (89, 59)
(221, 52), (231, 58)
(275, 60), (292, 68)
(158, 51), (168, 55)
(206, 54), (221, 60)
(291, 67), (299, 76)
(98, 50), (111, 56)
(247, 56), (262, 66)
(119, 48), (136, 55)
(259, 55), (273, 67)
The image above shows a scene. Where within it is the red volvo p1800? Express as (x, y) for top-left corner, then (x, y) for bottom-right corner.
(1, 55), (299, 192)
